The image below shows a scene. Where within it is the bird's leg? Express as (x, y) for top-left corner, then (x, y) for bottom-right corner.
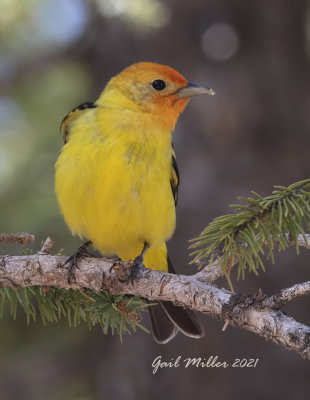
(130, 242), (150, 279)
(63, 240), (92, 283)
(133, 242), (149, 265)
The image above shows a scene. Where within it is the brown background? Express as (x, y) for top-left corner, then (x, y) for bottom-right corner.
(0, 0), (309, 399)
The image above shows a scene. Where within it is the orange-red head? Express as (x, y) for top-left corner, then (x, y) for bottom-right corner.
(97, 62), (215, 131)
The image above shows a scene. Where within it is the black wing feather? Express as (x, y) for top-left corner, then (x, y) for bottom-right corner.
(170, 151), (180, 206)
(60, 102), (97, 144)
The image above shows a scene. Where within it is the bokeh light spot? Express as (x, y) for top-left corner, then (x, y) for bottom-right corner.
(201, 23), (240, 61)
(96, 0), (171, 30)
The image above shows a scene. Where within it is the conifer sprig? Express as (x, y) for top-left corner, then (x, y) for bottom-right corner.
(0, 287), (149, 340)
(190, 179), (310, 281)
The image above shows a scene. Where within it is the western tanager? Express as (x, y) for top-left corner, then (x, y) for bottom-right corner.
(55, 62), (214, 343)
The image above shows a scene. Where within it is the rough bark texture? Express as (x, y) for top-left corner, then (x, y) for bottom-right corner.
(0, 252), (309, 360)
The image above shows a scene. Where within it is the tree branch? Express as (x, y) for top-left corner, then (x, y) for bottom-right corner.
(0, 251), (309, 359)
(0, 232), (35, 245)
(262, 281), (310, 308)
(194, 258), (224, 283)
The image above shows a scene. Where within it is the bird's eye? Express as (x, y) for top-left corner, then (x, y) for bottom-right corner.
(152, 79), (166, 91)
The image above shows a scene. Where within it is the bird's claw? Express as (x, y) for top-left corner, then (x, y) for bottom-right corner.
(63, 254), (79, 284)
(129, 256), (145, 281)
(63, 241), (92, 283)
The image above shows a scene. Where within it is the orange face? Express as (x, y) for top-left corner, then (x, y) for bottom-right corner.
(107, 62), (189, 122)
(100, 62), (214, 131)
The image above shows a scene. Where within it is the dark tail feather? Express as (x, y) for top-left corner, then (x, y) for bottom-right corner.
(147, 300), (178, 344)
(164, 255), (205, 337)
(159, 301), (205, 338)
(148, 256), (205, 343)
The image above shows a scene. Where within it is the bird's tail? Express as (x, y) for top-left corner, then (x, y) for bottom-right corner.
(148, 256), (205, 344)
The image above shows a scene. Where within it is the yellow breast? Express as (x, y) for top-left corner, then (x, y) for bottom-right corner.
(55, 107), (176, 259)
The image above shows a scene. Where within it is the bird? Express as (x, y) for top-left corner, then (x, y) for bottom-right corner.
(55, 62), (215, 343)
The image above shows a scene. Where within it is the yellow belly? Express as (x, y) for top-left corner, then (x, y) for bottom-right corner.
(55, 124), (175, 271)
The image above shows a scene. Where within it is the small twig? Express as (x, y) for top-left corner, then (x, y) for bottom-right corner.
(194, 259), (224, 283)
(222, 320), (229, 331)
(38, 237), (55, 255)
(262, 281), (310, 308)
(0, 233), (35, 245)
(285, 233), (310, 248)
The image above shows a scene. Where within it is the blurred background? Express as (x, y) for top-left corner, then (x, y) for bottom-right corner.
(1, 0), (310, 398)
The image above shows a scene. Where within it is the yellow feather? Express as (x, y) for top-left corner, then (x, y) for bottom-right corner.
(55, 62), (194, 272)
(55, 103), (175, 271)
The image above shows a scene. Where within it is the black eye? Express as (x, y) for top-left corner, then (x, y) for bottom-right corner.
(152, 79), (166, 91)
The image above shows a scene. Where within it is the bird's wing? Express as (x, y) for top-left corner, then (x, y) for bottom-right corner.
(60, 102), (97, 143)
(170, 147), (180, 206)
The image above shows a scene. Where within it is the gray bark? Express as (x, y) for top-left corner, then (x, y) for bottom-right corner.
(0, 250), (309, 360)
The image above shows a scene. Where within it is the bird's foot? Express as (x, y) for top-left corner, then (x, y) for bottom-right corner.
(112, 242), (149, 282)
(112, 257), (145, 282)
(129, 242), (149, 280)
(129, 254), (145, 280)
(63, 240), (92, 283)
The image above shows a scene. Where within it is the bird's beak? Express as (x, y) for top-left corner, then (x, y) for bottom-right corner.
(177, 83), (215, 98)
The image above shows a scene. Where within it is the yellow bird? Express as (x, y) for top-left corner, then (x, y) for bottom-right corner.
(55, 62), (215, 343)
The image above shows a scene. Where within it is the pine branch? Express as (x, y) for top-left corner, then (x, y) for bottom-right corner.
(0, 238), (148, 338)
(0, 249), (310, 359)
(190, 179), (310, 281)
(194, 233), (310, 285)
(0, 285), (148, 339)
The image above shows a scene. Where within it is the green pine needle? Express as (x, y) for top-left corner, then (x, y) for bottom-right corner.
(190, 179), (310, 284)
(0, 287), (149, 340)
